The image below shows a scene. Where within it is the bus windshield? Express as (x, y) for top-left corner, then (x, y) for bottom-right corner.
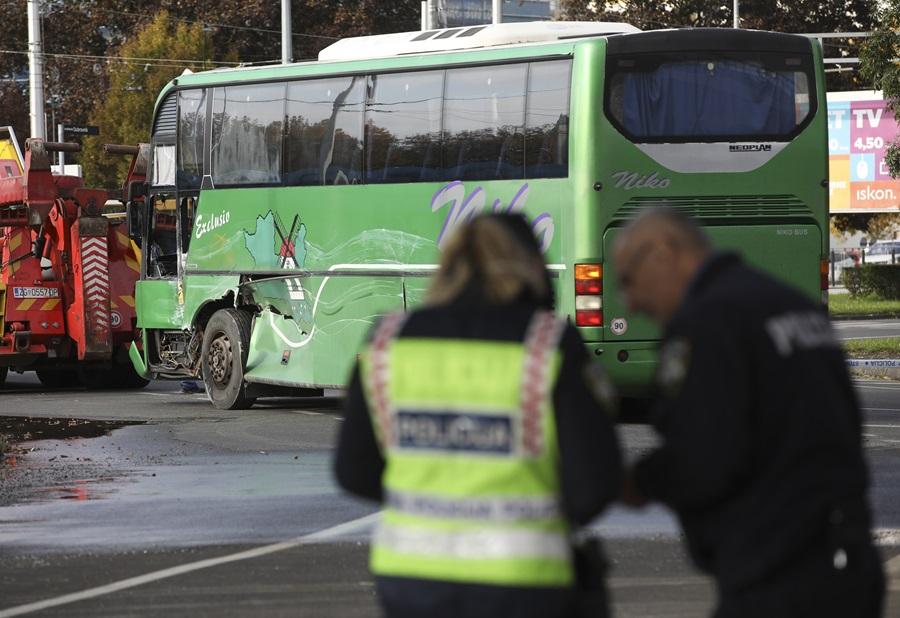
(606, 52), (813, 142)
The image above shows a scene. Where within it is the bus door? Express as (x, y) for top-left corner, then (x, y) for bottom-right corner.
(147, 193), (178, 279)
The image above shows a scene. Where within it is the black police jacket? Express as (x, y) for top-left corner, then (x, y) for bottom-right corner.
(633, 252), (872, 592)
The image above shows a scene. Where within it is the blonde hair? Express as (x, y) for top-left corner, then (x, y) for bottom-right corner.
(426, 215), (551, 307)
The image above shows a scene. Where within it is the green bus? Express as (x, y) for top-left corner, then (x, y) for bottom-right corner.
(128, 22), (828, 409)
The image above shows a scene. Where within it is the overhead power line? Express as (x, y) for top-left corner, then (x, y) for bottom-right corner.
(0, 49), (244, 68)
(74, 6), (341, 41)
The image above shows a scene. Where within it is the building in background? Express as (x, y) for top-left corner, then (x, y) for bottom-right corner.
(434, 1), (558, 27)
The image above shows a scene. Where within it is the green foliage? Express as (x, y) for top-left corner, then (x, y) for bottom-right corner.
(81, 12), (214, 188)
(559, 1), (872, 31)
(560, 1), (874, 90)
(831, 213), (874, 236)
(843, 336), (900, 358)
(830, 212), (900, 237)
(0, 83), (29, 152)
(861, 2), (900, 177)
(0, 0), (421, 181)
(842, 264), (900, 299)
(828, 293), (900, 318)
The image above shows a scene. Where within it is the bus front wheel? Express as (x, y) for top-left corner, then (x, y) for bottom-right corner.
(201, 308), (256, 410)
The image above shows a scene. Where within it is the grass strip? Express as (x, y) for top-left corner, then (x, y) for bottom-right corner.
(843, 336), (900, 359)
(829, 294), (900, 318)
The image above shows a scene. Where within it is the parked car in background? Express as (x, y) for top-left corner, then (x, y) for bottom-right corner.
(863, 240), (900, 264)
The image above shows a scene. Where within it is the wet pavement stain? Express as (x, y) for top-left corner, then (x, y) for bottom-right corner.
(0, 417), (145, 507)
(0, 417), (143, 450)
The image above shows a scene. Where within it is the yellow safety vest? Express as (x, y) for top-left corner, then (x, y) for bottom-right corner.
(361, 310), (573, 587)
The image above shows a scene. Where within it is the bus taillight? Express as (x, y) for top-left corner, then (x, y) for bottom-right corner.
(820, 259), (829, 291)
(575, 263), (603, 326)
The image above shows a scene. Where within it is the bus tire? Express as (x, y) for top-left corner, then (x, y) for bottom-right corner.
(36, 369), (80, 388)
(79, 366), (108, 390)
(78, 363), (148, 390)
(202, 308), (256, 410)
(0, 366), (7, 387)
(115, 365), (150, 389)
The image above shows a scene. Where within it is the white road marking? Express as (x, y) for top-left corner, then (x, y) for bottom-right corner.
(864, 424), (900, 429)
(855, 385), (900, 392)
(834, 320), (900, 329)
(0, 512), (379, 618)
(839, 335), (900, 340)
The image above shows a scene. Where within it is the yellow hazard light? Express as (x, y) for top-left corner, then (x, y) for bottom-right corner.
(575, 264), (602, 280)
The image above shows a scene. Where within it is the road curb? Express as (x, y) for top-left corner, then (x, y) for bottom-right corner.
(832, 313), (900, 321)
(847, 359), (900, 380)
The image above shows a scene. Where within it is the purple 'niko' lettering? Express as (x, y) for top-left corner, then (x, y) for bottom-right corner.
(430, 181), (555, 253)
(612, 171), (672, 190)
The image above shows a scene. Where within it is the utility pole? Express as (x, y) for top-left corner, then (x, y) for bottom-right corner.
(425, 0), (434, 29)
(493, 0), (502, 25)
(28, 0), (46, 139)
(733, 0), (740, 28)
(57, 123), (65, 168)
(281, 0), (292, 64)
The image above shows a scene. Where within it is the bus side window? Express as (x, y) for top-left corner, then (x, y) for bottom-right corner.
(365, 70), (444, 184)
(285, 76), (365, 186)
(178, 89), (207, 191)
(210, 84), (285, 186)
(525, 60), (571, 179)
(443, 63), (527, 182)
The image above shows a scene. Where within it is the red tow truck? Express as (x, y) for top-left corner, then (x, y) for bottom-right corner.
(0, 127), (149, 388)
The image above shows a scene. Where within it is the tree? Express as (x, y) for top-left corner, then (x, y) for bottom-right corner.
(559, 1), (874, 90)
(560, 1), (871, 30)
(0, 1), (422, 145)
(849, 3), (900, 235)
(0, 82), (29, 152)
(80, 12), (214, 188)
(861, 2), (900, 178)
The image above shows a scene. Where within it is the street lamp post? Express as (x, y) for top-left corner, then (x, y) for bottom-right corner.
(282, 0), (292, 64)
(28, 0), (46, 139)
(733, 0), (740, 28)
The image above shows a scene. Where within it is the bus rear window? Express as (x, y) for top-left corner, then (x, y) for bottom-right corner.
(606, 53), (813, 142)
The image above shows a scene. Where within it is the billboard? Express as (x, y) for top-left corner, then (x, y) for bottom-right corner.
(828, 91), (900, 213)
(0, 126), (24, 179)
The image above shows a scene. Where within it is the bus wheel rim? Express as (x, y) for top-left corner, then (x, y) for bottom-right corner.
(208, 334), (233, 386)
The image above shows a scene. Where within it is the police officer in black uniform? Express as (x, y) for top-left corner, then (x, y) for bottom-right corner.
(613, 209), (884, 618)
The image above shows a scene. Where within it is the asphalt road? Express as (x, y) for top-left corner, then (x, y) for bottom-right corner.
(1, 372), (899, 617)
(834, 319), (900, 341)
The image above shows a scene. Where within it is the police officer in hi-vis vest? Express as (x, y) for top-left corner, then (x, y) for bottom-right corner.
(335, 213), (622, 618)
